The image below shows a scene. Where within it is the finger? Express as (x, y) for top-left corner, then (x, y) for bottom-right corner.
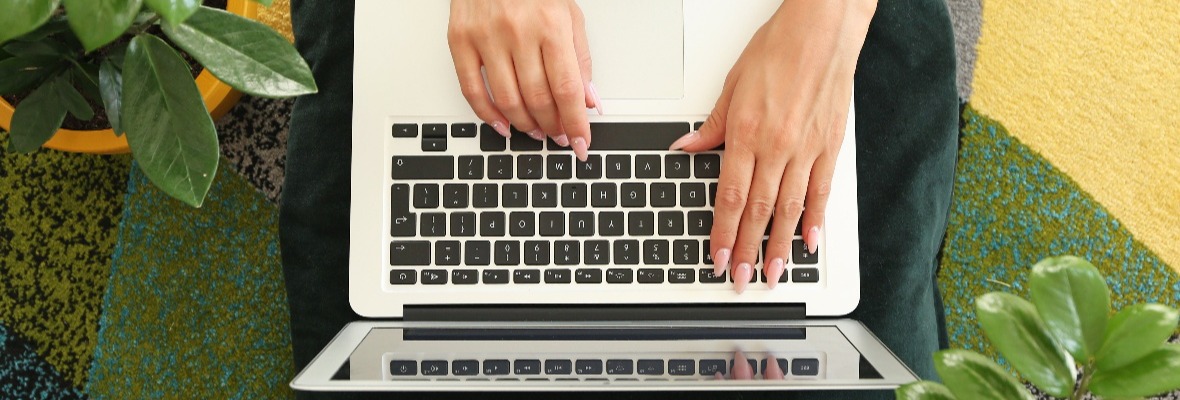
(483, 53), (541, 135)
(449, 41), (510, 138)
(671, 71), (738, 152)
(513, 48), (564, 140)
(765, 161), (813, 287)
(764, 356), (785, 380)
(733, 351), (754, 380)
(569, 5), (601, 114)
(541, 33), (592, 151)
(802, 150), (839, 254)
(731, 155), (789, 294)
(709, 144), (753, 278)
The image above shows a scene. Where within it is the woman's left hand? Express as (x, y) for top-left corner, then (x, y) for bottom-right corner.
(670, 0), (876, 293)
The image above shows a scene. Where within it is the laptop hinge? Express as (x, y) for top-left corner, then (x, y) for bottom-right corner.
(404, 304), (807, 322)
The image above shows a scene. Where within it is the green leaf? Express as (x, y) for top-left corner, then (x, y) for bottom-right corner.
(8, 78), (66, 153)
(62, 0), (144, 52)
(2, 39), (72, 57)
(143, 0), (199, 26)
(162, 6), (317, 98)
(12, 17), (70, 42)
(99, 60), (124, 135)
(1028, 255), (1110, 361)
(70, 62), (102, 104)
(934, 349), (1034, 400)
(1090, 344), (1180, 398)
(1095, 303), (1180, 370)
(122, 34), (218, 207)
(251, 0), (272, 6)
(52, 73), (93, 120)
(896, 381), (958, 400)
(975, 292), (1075, 398)
(0, 55), (64, 95)
(0, 0), (61, 45)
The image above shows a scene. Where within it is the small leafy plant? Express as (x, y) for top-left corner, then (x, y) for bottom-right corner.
(0, 0), (316, 207)
(897, 256), (1180, 400)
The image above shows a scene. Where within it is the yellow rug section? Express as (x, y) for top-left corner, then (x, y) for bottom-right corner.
(258, 0), (294, 43)
(971, 0), (1180, 271)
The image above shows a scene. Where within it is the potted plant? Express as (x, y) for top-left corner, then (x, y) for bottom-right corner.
(897, 256), (1180, 400)
(0, 0), (316, 207)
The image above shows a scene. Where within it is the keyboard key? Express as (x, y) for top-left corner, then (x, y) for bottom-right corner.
(458, 156), (483, 179)
(621, 183), (646, 207)
(524, 241), (550, 265)
(669, 268), (695, 283)
(423, 123), (447, 138)
(585, 241), (610, 265)
(555, 241), (579, 265)
(673, 240), (699, 265)
(422, 360), (449, 376)
(452, 269), (478, 284)
(390, 214), (416, 237)
(709, 183), (718, 206)
(532, 183), (558, 207)
(421, 269), (447, 284)
(546, 360), (573, 375)
(480, 124), (506, 151)
(435, 241), (461, 265)
(510, 212), (535, 237)
(590, 183), (617, 207)
(699, 359), (727, 376)
(575, 268), (602, 283)
(576, 360), (603, 375)
(635, 155), (661, 178)
(539, 212), (565, 237)
(637, 360), (664, 375)
(389, 269), (416, 284)
(545, 269), (572, 284)
(606, 359), (633, 375)
(628, 211), (655, 236)
(732, 358), (758, 375)
(613, 240), (639, 264)
(392, 124), (417, 138)
(561, 183), (587, 207)
(681, 183), (707, 207)
(413, 184), (439, 209)
(465, 241), (491, 266)
(480, 212), (506, 236)
(547, 155), (573, 179)
(472, 184), (497, 208)
(512, 268), (539, 283)
(577, 155), (603, 179)
(453, 360), (479, 376)
(665, 155), (691, 178)
(421, 213), (446, 237)
(390, 184), (414, 234)
(668, 359), (694, 376)
(606, 268), (633, 283)
(793, 239), (818, 264)
(695, 154), (721, 178)
(494, 241), (520, 265)
(699, 268), (726, 283)
(588, 122), (691, 150)
(390, 241), (430, 265)
(450, 212), (475, 237)
(502, 184), (528, 208)
(599, 212), (625, 236)
(761, 358), (788, 376)
(650, 183), (676, 207)
(422, 138), (446, 152)
(452, 123), (477, 137)
(687, 211), (712, 236)
(514, 360), (542, 375)
(658, 211), (684, 236)
(510, 129), (545, 151)
(643, 240), (669, 265)
(637, 268), (665, 283)
(569, 212), (595, 237)
(483, 269), (510, 284)
(484, 360), (511, 375)
(703, 239), (714, 265)
(488, 155), (514, 179)
(390, 360), (417, 376)
(443, 184), (468, 209)
(606, 155), (631, 179)
(517, 155), (544, 179)
(792, 268), (819, 283)
(792, 358), (819, 376)
(392, 156), (453, 180)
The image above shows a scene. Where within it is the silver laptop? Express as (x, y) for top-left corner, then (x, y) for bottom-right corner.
(292, 0), (917, 392)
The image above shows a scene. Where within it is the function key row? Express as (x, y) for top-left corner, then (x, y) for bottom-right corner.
(391, 154), (721, 181)
(390, 357), (819, 377)
(388, 267), (820, 285)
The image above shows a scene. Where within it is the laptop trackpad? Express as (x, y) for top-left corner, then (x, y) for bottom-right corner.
(578, 0), (684, 99)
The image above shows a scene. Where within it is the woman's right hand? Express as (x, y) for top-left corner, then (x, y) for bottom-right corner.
(448, 0), (601, 162)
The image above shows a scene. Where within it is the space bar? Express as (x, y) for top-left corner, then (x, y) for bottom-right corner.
(587, 122), (692, 151)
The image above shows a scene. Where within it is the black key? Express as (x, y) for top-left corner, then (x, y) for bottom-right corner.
(650, 183), (676, 207)
(480, 123), (507, 151)
(658, 211), (684, 236)
(598, 212), (625, 236)
(389, 269), (416, 284)
(561, 183), (587, 207)
(452, 123), (477, 137)
(514, 269), (541, 283)
(488, 155), (513, 179)
(584, 240), (609, 265)
(514, 360), (542, 375)
(606, 359), (633, 375)
(547, 155), (573, 179)
(709, 183), (718, 206)
(637, 360), (663, 375)
(665, 155), (691, 178)
(637, 268), (664, 283)
(392, 156), (454, 180)
(575, 268), (602, 283)
(465, 241), (491, 266)
(673, 240), (699, 265)
(390, 360), (417, 376)
(613, 240), (639, 265)
(452, 269), (478, 284)
(435, 240), (461, 265)
(793, 239), (818, 264)
(703, 239), (714, 265)
(577, 155), (603, 179)
(796, 220), (803, 235)
(483, 269), (510, 284)
(545, 269), (572, 284)
(793, 268), (820, 283)
(510, 128), (545, 151)
(669, 268), (695, 283)
(588, 122), (691, 150)
(421, 213), (446, 237)
(423, 123), (447, 138)
(668, 360), (694, 376)
(484, 360), (511, 375)
(481, 212), (506, 236)
(494, 241), (520, 266)
(524, 241), (550, 265)
(421, 269), (447, 284)
(390, 184), (416, 237)
(422, 138), (446, 152)
(605, 155), (631, 179)
(693, 121), (704, 131)
(569, 212), (595, 237)
(620, 183), (646, 207)
(517, 155), (544, 179)
(392, 124), (417, 138)
(510, 212), (535, 237)
(546, 360), (573, 375)
(502, 184), (528, 208)
(576, 360), (603, 375)
(606, 268), (633, 283)
(390, 241), (430, 265)
(532, 183), (558, 207)
(761, 358), (788, 375)
(688, 211), (712, 236)
(792, 358), (819, 376)
(413, 184), (440, 209)
(699, 359), (726, 376)
(453, 360), (479, 376)
(443, 184), (468, 208)
(539, 212), (565, 236)
(473, 184), (498, 208)
(590, 183), (616, 207)
(699, 268), (726, 283)
(681, 183), (707, 207)
(695, 154), (721, 178)
(458, 156), (483, 180)
(635, 155), (661, 178)
(643, 240), (669, 265)
(628, 211), (655, 236)
(422, 360), (449, 376)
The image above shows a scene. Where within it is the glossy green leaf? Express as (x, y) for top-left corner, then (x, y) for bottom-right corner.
(975, 292), (1075, 398)
(99, 60), (124, 135)
(9, 78), (66, 153)
(2, 39), (72, 57)
(143, 0), (199, 26)
(70, 62), (102, 104)
(162, 6), (316, 97)
(1095, 303), (1180, 370)
(0, 55), (63, 94)
(1090, 344), (1180, 398)
(62, 0), (144, 51)
(51, 74), (93, 120)
(934, 350), (1034, 400)
(12, 17), (69, 42)
(122, 34), (218, 207)
(0, 0), (61, 45)
(1028, 256), (1110, 361)
(896, 381), (958, 400)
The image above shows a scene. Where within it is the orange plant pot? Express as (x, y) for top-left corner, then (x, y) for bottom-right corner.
(0, 0), (259, 155)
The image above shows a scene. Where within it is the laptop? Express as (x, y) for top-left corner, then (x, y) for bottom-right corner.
(291, 0), (918, 392)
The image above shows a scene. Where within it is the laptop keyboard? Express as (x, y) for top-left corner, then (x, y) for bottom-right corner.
(387, 121), (823, 288)
(385, 354), (823, 380)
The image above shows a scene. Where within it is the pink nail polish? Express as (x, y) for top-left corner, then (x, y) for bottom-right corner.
(491, 121), (511, 138)
(527, 130), (546, 142)
(554, 134), (570, 147)
(588, 82), (603, 115)
(733, 351), (753, 379)
(734, 263), (752, 294)
(766, 258), (785, 290)
(806, 226), (821, 254)
(668, 131), (701, 151)
(571, 137), (589, 162)
(764, 356), (785, 380)
(713, 248), (731, 276)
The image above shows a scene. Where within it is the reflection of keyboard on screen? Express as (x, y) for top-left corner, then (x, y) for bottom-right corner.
(386, 121), (825, 288)
(383, 353), (824, 381)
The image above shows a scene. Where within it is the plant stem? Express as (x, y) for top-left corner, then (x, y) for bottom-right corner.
(1071, 361), (1095, 400)
(128, 14), (162, 37)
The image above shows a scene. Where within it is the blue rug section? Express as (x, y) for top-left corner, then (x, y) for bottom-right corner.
(86, 160), (294, 399)
(0, 323), (84, 400)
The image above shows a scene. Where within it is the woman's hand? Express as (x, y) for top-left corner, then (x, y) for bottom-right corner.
(448, 0), (602, 161)
(670, 1), (876, 293)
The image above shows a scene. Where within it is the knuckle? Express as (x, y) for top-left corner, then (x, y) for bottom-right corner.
(493, 91), (524, 111)
(459, 83), (483, 101)
(745, 197), (776, 221)
(812, 179), (833, 198)
(716, 185), (748, 210)
(730, 115), (761, 136)
(778, 195), (806, 217)
(524, 89), (555, 108)
(552, 79), (582, 102)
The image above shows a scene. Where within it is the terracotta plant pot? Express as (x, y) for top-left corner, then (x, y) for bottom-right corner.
(0, 0), (259, 155)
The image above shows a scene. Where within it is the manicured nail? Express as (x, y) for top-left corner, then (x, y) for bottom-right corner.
(526, 129), (546, 142)
(668, 130), (700, 151)
(806, 226), (821, 254)
(491, 121), (511, 138)
(733, 351), (753, 380)
(764, 356), (785, 380)
(587, 81), (603, 115)
(571, 137), (589, 162)
(554, 134), (570, 147)
(734, 263), (752, 294)
(766, 258), (785, 290)
(713, 248), (731, 276)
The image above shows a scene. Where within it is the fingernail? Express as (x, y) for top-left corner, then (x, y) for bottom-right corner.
(764, 356), (785, 380)
(806, 226), (821, 254)
(491, 121), (511, 138)
(668, 131), (700, 151)
(713, 248), (731, 276)
(734, 263), (752, 294)
(554, 134), (570, 147)
(733, 351), (753, 380)
(766, 258), (785, 290)
(571, 137), (589, 162)
(588, 81), (603, 115)
(527, 129), (545, 142)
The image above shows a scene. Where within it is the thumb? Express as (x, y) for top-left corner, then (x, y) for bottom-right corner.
(672, 78), (734, 152)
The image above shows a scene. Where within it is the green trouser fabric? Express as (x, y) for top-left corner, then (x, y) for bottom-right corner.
(280, 1), (958, 399)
